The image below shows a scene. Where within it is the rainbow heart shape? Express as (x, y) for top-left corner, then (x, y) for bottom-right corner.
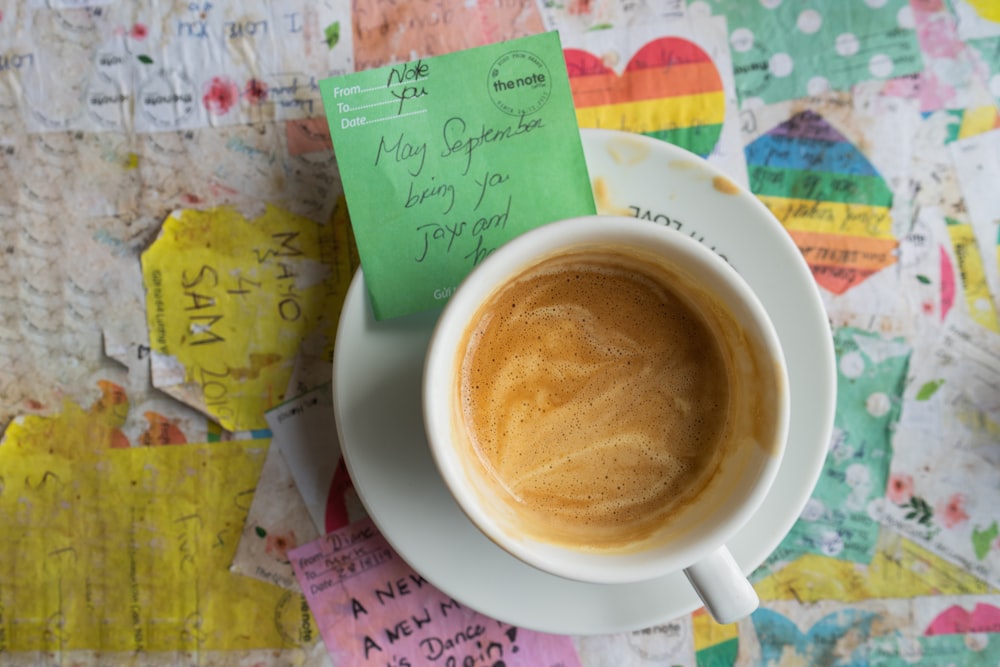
(745, 110), (898, 295)
(564, 37), (726, 157)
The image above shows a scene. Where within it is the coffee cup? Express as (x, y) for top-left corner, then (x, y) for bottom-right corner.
(422, 215), (789, 624)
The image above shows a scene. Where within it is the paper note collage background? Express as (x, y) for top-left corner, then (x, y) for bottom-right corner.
(2, 0), (1000, 665)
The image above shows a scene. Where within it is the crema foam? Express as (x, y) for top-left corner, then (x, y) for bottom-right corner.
(457, 248), (736, 550)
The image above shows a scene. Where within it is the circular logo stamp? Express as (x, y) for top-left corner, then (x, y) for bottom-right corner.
(487, 50), (552, 116)
(138, 68), (196, 130)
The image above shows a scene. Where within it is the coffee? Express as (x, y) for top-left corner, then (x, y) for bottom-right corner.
(456, 246), (742, 551)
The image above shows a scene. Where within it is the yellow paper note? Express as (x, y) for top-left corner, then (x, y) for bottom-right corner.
(957, 105), (1000, 140)
(691, 608), (740, 651)
(0, 401), (316, 652)
(754, 532), (995, 603)
(946, 219), (1000, 332)
(141, 204), (345, 431)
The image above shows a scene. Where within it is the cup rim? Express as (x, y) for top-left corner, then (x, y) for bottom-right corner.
(423, 214), (790, 584)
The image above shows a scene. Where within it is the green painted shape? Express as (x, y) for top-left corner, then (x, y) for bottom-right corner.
(645, 123), (724, 158)
(324, 21), (340, 49)
(696, 638), (739, 667)
(973, 522), (999, 560)
(916, 379), (945, 400)
(748, 165), (893, 206)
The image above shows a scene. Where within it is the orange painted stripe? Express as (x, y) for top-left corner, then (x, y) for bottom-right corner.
(574, 91), (726, 135)
(570, 61), (723, 107)
(808, 263), (879, 295)
(787, 229), (898, 272)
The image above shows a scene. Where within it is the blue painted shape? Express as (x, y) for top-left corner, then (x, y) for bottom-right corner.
(751, 607), (878, 667)
(744, 133), (879, 177)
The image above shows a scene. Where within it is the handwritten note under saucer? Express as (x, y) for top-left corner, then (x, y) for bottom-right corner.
(289, 517), (582, 667)
(320, 32), (596, 320)
(264, 383), (362, 534)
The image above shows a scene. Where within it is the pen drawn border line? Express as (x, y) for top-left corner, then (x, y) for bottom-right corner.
(357, 77), (430, 95)
(366, 109), (429, 124)
(343, 99), (401, 112)
(308, 546), (396, 583)
(308, 567), (339, 579)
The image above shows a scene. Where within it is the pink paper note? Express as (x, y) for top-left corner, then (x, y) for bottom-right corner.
(926, 602), (1000, 635)
(290, 517), (581, 667)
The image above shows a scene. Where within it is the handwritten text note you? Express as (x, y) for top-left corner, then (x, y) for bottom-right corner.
(320, 32), (595, 320)
(290, 517), (582, 667)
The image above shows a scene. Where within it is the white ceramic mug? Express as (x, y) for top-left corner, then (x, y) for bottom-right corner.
(423, 215), (790, 624)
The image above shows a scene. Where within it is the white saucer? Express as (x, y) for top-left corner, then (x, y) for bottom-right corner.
(332, 128), (836, 635)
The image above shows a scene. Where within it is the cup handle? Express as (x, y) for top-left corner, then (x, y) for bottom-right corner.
(683, 546), (759, 624)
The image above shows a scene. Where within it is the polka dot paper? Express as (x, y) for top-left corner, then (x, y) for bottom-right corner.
(966, 36), (1000, 105)
(752, 327), (911, 574)
(702, 0), (924, 106)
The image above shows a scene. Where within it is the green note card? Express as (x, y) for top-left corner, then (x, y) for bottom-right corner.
(320, 32), (596, 320)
